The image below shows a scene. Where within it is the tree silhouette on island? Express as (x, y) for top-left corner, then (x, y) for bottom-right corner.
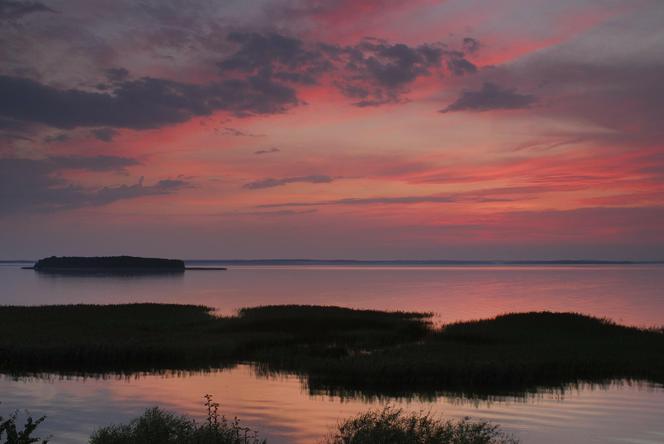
(32, 256), (185, 272)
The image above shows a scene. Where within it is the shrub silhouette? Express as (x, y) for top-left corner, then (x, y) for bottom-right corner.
(89, 395), (264, 444)
(0, 408), (48, 444)
(88, 399), (518, 444)
(325, 406), (517, 444)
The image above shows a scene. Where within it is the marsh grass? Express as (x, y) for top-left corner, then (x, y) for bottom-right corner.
(295, 312), (664, 396)
(1, 305), (663, 396)
(324, 406), (517, 444)
(0, 304), (428, 375)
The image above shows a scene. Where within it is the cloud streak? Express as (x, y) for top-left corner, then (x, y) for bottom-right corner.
(0, 73), (299, 129)
(441, 82), (536, 113)
(243, 174), (335, 189)
(91, 128), (118, 142)
(254, 147), (280, 155)
(256, 192), (510, 208)
(0, 155), (189, 215)
(0, 0), (54, 20)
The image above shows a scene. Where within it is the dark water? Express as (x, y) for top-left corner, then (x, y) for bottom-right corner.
(1, 262), (664, 443)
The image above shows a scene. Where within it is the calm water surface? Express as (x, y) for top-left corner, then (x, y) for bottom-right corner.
(1, 263), (664, 443)
(1, 367), (664, 444)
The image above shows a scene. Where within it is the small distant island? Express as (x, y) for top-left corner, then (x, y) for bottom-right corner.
(27, 255), (186, 273)
(24, 256), (227, 273)
(29, 256), (185, 272)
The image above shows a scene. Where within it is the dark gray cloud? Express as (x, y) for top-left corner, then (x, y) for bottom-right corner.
(44, 132), (69, 143)
(0, 117), (32, 143)
(0, 117), (26, 130)
(336, 39), (476, 106)
(462, 37), (480, 54)
(446, 56), (477, 76)
(105, 67), (129, 82)
(0, 73), (299, 129)
(243, 174), (334, 189)
(219, 127), (265, 137)
(352, 41), (443, 87)
(0, 27), (479, 131)
(254, 147), (279, 155)
(91, 127), (118, 142)
(257, 187), (523, 208)
(441, 82), (536, 113)
(88, 177), (188, 207)
(438, 7), (664, 146)
(0, 155), (188, 215)
(258, 194), (457, 208)
(0, 0), (54, 20)
(45, 155), (138, 171)
(219, 32), (478, 107)
(222, 209), (317, 217)
(219, 32), (333, 85)
(0, 132), (32, 142)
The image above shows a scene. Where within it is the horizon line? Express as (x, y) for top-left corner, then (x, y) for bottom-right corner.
(5, 258), (663, 264)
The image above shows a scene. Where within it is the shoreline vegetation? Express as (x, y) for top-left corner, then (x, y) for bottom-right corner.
(1, 397), (518, 444)
(89, 403), (518, 444)
(1, 304), (663, 397)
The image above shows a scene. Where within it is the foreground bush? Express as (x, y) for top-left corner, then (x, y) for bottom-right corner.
(89, 395), (264, 444)
(0, 408), (48, 444)
(325, 406), (517, 444)
(88, 399), (518, 444)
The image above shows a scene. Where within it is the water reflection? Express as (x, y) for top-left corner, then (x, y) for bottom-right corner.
(35, 270), (186, 278)
(2, 366), (663, 444)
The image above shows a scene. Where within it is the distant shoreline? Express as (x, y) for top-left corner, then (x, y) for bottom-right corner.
(21, 266), (227, 271)
(5, 259), (664, 266)
(184, 259), (664, 266)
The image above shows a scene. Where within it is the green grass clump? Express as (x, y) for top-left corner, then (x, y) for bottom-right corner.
(325, 406), (517, 444)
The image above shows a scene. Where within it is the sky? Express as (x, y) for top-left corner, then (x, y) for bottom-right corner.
(1, 0), (663, 260)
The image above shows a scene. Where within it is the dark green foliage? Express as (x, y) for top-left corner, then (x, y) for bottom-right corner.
(0, 409), (48, 444)
(325, 406), (517, 444)
(297, 312), (664, 396)
(0, 304), (428, 375)
(1, 305), (663, 396)
(0, 304), (229, 373)
(33, 256), (184, 271)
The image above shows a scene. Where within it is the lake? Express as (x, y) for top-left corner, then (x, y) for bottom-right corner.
(1, 262), (664, 443)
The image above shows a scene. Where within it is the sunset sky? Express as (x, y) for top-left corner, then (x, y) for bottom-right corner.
(1, 0), (663, 259)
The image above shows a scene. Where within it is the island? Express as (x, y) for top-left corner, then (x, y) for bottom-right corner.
(26, 255), (187, 273)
